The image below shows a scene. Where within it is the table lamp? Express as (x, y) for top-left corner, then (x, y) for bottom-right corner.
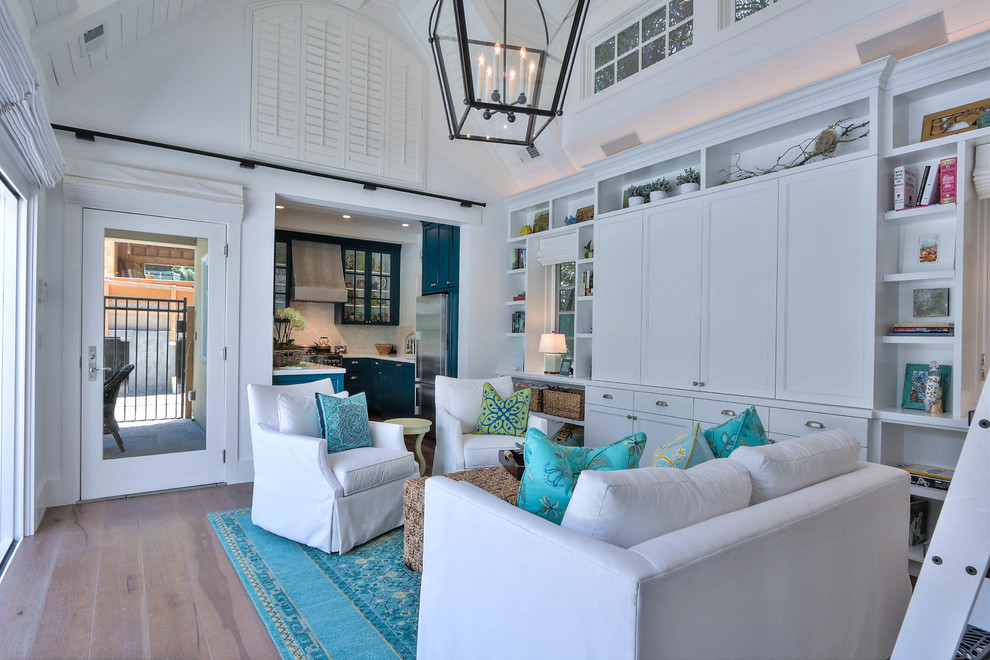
(539, 332), (567, 374)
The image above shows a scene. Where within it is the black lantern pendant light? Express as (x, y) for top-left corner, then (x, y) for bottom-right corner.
(429, 0), (589, 146)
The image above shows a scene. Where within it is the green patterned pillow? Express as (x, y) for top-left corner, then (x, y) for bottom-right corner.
(518, 428), (646, 524)
(475, 383), (531, 437)
(652, 423), (715, 469)
(315, 392), (373, 454)
(703, 406), (770, 458)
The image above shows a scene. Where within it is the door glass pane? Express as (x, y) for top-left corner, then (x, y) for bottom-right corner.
(274, 241), (287, 311)
(101, 230), (207, 460)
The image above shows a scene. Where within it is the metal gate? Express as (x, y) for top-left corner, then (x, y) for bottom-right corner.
(104, 296), (189, 422)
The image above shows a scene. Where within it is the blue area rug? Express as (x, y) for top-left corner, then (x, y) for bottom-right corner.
(208, 508), (420, 659)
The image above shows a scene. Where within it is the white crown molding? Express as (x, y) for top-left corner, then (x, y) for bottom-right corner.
(974, 144), (990, 200)
(883, 30), (990, 95)
(63, 159), (244, 223)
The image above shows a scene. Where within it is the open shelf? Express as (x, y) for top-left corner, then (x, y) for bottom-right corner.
(883, 203), (956, 221)
(882, 270), (955, 283)
(882, 335), (954, 344)
(910, 484), (948, 501)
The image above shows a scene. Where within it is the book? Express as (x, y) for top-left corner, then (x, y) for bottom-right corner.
(917, 159), (941, 205)
(939, 157), (957, 204)
(909, 498), (928, 546)
(893, 165), (917, 210)
(902, 464), (953, 491)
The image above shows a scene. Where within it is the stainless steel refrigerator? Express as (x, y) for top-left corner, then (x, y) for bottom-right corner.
(415, 294), (448, 424)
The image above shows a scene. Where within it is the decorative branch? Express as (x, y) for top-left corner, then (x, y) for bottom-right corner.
(721, 118), (870, 184)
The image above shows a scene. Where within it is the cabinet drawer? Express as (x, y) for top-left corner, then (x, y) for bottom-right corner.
(343, 358), (365, 370)
(769, 408), (869, 445)
(585, 386), (634, 410)
(771, 432), (867, 461)
(633, 392), (693, 420)
(693, 399), (770, 426)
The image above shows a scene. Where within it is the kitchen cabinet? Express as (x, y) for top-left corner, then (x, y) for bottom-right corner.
(342, 357), (414, 418)
(272, 371), (344, 392)
(340, 243), (401, 325)
(342, 357), (367, 395)
(421, 222), (459, 293)
(775, 158), (875, 407)
(584, 386), (693, 460)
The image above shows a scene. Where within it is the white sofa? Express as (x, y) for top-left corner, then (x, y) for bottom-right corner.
(417, 431), (912, 660)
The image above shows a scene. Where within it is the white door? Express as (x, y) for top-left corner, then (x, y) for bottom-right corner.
(776, 158), (876, 407)
(583, 406), (635, 448)
(81, 209), (227, 500)
(642, 198), (704, 390)
(592, 212), (644, 384)
(703, 181), (779, 398)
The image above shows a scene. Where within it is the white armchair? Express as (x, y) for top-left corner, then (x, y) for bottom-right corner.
(433, 375), (547, 475)
(247, 380), (419, 554)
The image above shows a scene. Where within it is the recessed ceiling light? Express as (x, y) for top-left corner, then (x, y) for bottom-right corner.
(275, 204), (284, 209)
(402, 223), (410, 227)
(342, 214), (351, 219)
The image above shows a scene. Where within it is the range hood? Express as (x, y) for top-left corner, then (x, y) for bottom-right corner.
(291, 240), (348, 303)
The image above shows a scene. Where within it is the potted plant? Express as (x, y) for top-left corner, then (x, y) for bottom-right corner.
(273, 307), (307, 367)
(649, 177), (672, 202)
(675, 167), (701, 194)
(624, 183), (650, 207)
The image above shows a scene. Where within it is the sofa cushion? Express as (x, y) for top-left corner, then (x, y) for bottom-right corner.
(444, 376), (515, 433)
(475, 383), (531, 437)
(461, 433), (522, 469)
(327, 446), (416, 496)
(518, 428), (646, 524)
(277, 390), (347, 437)
(703, 406), (770, 457)
(315, 392), (373, 453)
(651, 423), (715, 469)
(560, 458), (752, 548)
(728, 429), (861, 504)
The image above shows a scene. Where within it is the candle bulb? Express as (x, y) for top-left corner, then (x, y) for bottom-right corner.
(527, 61), (536, 104)
(494, 43), (501, 96)
(477, 54), (485, 99)
(509, 69), (516, 102)
(520, 46), (526, 76)
(485, 66), (492, 102)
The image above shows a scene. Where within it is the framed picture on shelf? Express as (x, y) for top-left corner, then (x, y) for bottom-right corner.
(576, 205), (594, 223)
(558, 358), (573, 377)
(533, 210), (549, 232)
(917, 233), (939, 264)
(901, 363), (951, 411)
(920, 98), (990, 142)
(913, 288), (949, 317)
(899, 218), (955, 273)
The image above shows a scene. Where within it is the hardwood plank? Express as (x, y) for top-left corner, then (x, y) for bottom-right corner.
(90, 521), (149, 659)
(60, 501), (106, 557)
(140, 503), (186, 592)
(146, 578), (205, 659)
(26, 549), (100, 659)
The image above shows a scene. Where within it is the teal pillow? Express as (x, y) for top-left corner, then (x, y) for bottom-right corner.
(518, 428), (645, 524)
(475, 383), (531, 437)
(651, 423), (715, 469)
(315, 392), (373, 453)
(703, 406), (770, 458)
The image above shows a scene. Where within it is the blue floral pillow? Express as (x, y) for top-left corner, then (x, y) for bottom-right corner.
(703, 406), (770, 458)
(315, 392), (373, 453)
(652, 423), (715, 469)
(518, 428), (645, 524)
(475, 383), (531, 437)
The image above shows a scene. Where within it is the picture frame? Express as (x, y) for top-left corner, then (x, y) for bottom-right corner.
(920, 98), (990, 142)
(558, 358), (573, 377)
(532, 210), (549, 232)
(899, 218), (955, 273)
(576, 205), (595, 223)
(913, 288), (949, 317)
(917, 233), (939, 264)
(901, 363), (951, 411)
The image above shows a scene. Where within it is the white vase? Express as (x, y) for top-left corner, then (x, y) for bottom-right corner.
(677, 182), (700, 195)
(649, 190), (668, 202)
(628, 195), (645, 206)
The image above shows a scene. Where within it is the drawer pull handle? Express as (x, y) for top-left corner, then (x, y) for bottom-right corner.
(698, 382), (705, 387)
(692, 381), (699, 387)
(805, 421), (825, 429)
(626, 414), (634, 420)
(602, 394), (613, 400)
(655, 400), (668, 407)
(721, 409), (737, 417)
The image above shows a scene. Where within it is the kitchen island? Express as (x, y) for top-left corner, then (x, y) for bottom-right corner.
(272, 364), (346, 391)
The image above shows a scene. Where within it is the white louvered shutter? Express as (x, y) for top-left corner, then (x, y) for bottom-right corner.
(384, 43), (425, 183)
(345, 17), (387, 176)
(251, 5), (301, 158)
(300, 4), (346, 168)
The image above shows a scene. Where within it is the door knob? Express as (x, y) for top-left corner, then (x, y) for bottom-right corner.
(692, 381), (699, 387)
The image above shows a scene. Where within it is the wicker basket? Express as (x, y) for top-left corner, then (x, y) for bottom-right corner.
(514, 383), (544, 412)
(273, 349), (304, 368)
(542, 387), (585, 421)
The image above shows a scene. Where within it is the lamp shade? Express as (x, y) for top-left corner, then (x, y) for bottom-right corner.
(539, 332), (568, 353)
(428, 0), (589, 146)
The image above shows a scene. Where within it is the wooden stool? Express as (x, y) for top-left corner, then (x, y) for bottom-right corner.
(385, 417), (432, 476)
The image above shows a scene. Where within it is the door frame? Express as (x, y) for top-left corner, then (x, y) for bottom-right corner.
(61, 161), (244, 502)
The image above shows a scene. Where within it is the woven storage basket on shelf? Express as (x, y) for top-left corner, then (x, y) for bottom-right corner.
(542, 388), (585, 420)
(273, 349), (304, 368)
(514, 383), (544, 412)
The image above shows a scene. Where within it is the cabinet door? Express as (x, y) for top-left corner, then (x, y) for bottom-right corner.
(584, 405), (635, 448)
(635, 412), (694, 466)
(702, 181), (778, 398)
(776, 158), (875, 407)
(592, 212), (643, 384)
(642, 198), (704, 390)
(444, 224), (460, 289)
(422, 223), (440, 292)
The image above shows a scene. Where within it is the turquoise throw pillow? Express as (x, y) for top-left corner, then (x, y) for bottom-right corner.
(703, 406), (770, 458)
(652, 423), (715, 469)
(315, 392), (373, 453)
(518, 428), (645, 524)
(475, 383), (531, 437)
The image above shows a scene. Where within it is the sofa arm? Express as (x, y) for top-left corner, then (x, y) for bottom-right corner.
(369, 420), (406, 451)
(417, 478), (656, 660)
(433, 407), (466, 475)
(251, 422), (344, 498)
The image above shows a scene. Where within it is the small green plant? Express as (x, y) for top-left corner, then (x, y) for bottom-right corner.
(274, 307), (306, 348)
(649, 177), (672, 194)
(676, 167), (700, 185)
(624, 183), (650, 198)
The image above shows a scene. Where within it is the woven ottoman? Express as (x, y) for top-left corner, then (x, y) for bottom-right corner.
(403, 466), (519, 572)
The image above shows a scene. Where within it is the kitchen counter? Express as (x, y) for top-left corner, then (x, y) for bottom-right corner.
(272, 364), (346, 375)
(343, 353), (416, 364)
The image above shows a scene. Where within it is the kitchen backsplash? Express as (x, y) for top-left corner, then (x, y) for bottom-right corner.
(288, 301), (415, 354)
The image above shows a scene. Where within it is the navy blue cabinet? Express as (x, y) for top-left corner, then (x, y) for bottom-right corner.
(272, 372), (345, 392)
(421, 222), (459, 293)
(340, 357), (413, 418)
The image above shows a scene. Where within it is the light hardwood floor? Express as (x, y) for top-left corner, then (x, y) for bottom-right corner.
(0, 435), (436, 659)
